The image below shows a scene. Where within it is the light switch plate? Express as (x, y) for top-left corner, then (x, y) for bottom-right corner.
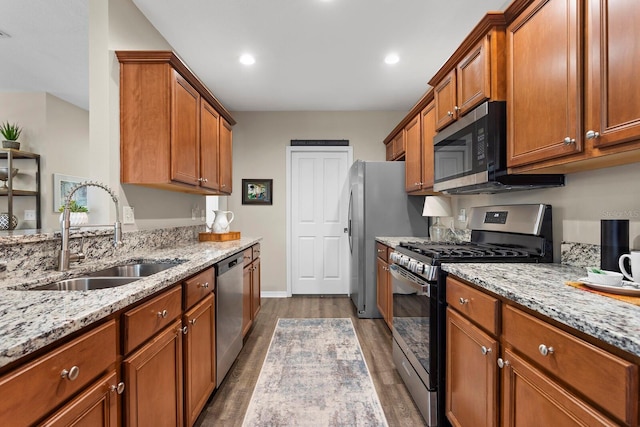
(458, 208), (466, 222)
(123, 206), (135, 224)
(24, 210), (36, 221)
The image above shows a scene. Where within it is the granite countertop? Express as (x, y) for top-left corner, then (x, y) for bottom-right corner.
(0, 237), (261, 368)
(375, 236), (430, 247)
(442, 263), (640, 359)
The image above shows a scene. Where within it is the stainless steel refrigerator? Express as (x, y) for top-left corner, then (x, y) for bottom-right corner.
(348, 160), (428, 318)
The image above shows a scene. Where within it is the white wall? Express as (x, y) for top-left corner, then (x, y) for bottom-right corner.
(86, 0), (208, 230)
(449, 162), (640, 260)
(226, 111), (406, 293)
(0, 92), (90, 230)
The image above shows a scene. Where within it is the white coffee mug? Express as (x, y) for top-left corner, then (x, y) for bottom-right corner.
(619, 251), (640, 283)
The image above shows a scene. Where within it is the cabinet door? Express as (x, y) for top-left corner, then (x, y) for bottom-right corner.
(500, 348), (618, 427)
(457, 36), (491, 115)
(404, 114), (422, 192)
(171, 70), (200, 186)
(242, 264), (252, 337)
(507, 0), (582, 167)
(124, 320), (184, 427)
(200, 100), (220, 191)
(586, 0), (640, 149)
(376, 256), (388, 324)
(393, 131), (405, 159)
(251, 257), (261, 320)
(219, 118), (233, 194)
(385, 141), (394, 161)
(40, 371), (119, 427)
(184, 294), (216, 427)
(420, 101), (436, 190)
(434, 69), (458, 130)
(446, 308), (498, 427)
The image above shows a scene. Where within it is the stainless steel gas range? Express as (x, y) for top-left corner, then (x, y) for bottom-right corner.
(389, 204), (554, 426)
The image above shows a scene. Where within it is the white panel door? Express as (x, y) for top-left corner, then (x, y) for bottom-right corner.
(291, 150), (350, 294)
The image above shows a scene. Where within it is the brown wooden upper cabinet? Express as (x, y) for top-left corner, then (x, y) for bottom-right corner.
(507, 0), (640, 172)
(116, 51), (235, 195)
(385, 131), (405, 161)
(429, 13), (507, 132)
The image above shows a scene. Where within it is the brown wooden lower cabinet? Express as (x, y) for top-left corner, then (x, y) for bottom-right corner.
(40, 371), (120, 427)
(183, 293), (216, 427)
(500, 348), (617, 427)
(446, 275), (640, 427)
(243, 244), (261, 338)
(124, 319), (184, 427)
(375, 243), (392, 329)
(446, 308), (498, 427)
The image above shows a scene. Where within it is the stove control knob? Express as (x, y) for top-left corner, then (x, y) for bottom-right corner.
(416, 262), (424, 274)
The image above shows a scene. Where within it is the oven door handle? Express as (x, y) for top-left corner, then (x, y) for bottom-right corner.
(389, 264), (431, 296)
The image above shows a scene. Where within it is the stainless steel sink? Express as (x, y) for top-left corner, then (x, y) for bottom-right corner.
(87, 263), (179, 278)
(31, 277), (140, 291)
(28, 262), (181, 291)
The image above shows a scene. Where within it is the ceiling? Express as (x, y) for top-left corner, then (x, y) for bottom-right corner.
(0, 0), (509, 112)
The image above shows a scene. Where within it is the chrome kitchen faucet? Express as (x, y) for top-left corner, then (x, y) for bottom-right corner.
(57, 181), (123, 271)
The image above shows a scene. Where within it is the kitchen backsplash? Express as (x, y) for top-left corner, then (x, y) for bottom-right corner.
(0, 225), (204, 275)
(560, 242), (600, 268)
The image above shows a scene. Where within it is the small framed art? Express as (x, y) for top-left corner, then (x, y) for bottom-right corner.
(242, 179), (273, 205)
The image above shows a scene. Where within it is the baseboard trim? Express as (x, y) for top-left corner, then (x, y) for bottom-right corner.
(261, 291), (289, 298)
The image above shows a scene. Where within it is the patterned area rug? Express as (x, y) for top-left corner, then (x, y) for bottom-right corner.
(242, 318), (388, 427)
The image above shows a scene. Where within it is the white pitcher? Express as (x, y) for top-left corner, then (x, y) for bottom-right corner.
(619, 251), (640, 283)
(211, 210), (234, 233)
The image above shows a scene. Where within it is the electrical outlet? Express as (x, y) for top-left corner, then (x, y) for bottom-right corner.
(123, 206), (135, 224)
(24, 210), (36, 221)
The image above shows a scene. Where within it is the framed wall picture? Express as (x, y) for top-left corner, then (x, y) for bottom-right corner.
(242, 179), (273, 205)
(53, 173), (88, 212)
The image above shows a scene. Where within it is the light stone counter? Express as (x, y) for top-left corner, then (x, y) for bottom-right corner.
(0, 237), (261, 368)
(442, 263), (640, 359)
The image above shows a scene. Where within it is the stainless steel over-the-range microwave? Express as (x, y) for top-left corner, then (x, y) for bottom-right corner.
(432, 101), (564, 194)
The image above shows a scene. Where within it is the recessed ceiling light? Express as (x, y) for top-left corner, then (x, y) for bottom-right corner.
(384, 53), (400, 65)
(239, 54), (256, 66)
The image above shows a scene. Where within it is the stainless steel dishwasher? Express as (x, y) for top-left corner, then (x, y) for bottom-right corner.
(215, 252), (244, 387)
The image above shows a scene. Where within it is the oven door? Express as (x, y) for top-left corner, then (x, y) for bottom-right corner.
(390, 264), (438, 390)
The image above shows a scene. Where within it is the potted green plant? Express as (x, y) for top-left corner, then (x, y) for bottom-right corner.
(0, 122), (22, 150)
(58, 200), (89, 226)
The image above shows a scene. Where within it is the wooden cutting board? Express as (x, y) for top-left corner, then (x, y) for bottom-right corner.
(198, 231), (241, 242)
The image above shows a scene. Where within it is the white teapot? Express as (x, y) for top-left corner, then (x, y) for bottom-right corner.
(211, 210), (234, 233)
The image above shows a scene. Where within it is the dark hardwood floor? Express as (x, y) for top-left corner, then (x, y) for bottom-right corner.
(195, 296), (427, 426)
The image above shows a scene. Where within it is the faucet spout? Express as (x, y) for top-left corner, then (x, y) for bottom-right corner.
(57, 181), (122, 272)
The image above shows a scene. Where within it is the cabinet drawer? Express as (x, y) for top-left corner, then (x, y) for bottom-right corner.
(0, 320), (117, 427)
(502, 305), (638, 424)
(124, 285), (182, 354)
(446, 277), (499, 336)
(184, 268), (214, 309)
(376, 242), (389, 262)
(252, 243), (261, 259)
(243, 248), (253, 265)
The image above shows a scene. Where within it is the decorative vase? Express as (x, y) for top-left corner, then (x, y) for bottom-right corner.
(59, 212), (89, 226)
(2, 140), (20, 150)
(0, 213), (18, 230)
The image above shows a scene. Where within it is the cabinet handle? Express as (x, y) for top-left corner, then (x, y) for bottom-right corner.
(454, 106), (460, 112)
(459, 297), (469, 305)
(563, 137), (576, 145)
(157, 309), (168, 319)
(198, 282), (209, 289)
(189, 318), (197, 326)
(538, 344), (554, 356)
(481, 346), (492, 355)
(377, 249), (384, 253)
(221, 184), (226, 188)
(497, 358), (510, 368)
(110, 382), (126, 394)
(585, 130), (600, 139)
(447, 111), (454, 117)
(179, 325), (188, 335)
(61, 366), (80, 381)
